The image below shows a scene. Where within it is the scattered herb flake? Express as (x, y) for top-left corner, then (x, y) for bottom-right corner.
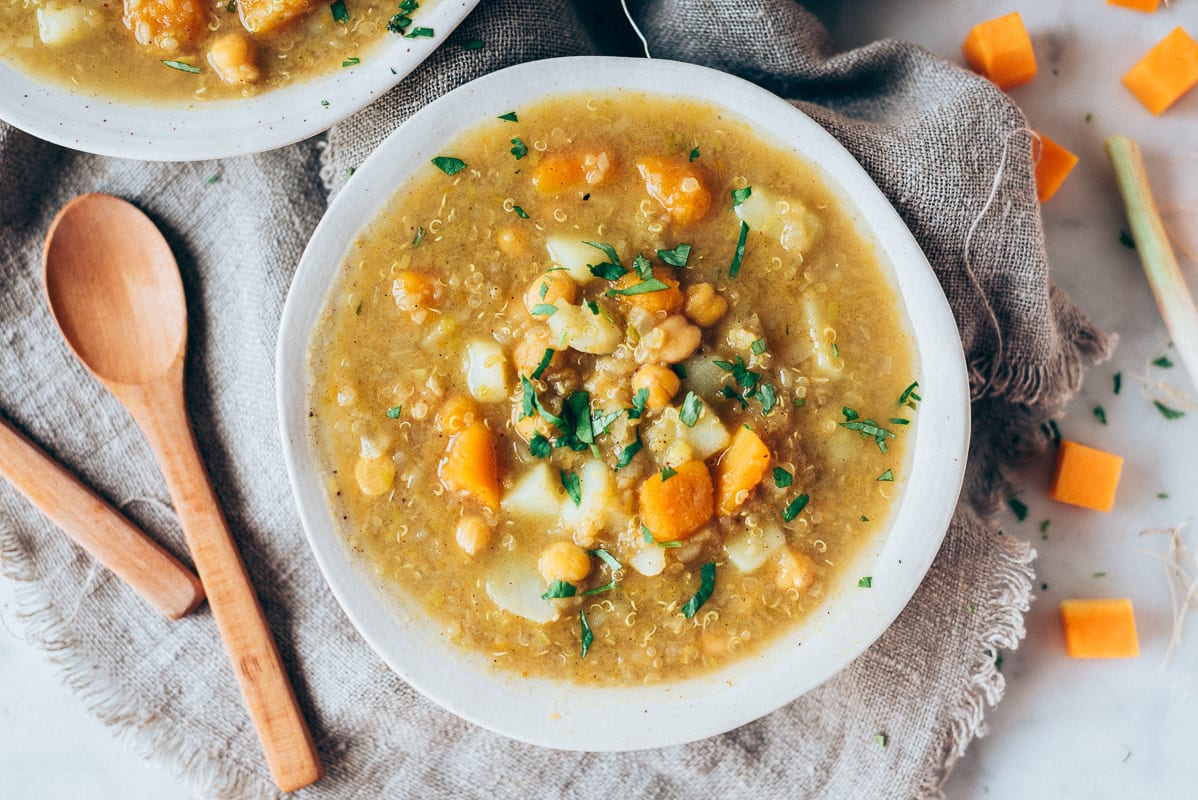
(531, 303), (558, 317)
(831, 342), (840, 359)
(560, 470), (581, 506)
(773, 468), (793, 488)
(843, 407), (859, 421)
(541, 580), (576, 599)
(1008, 494), (1029, 522)
(579, 610), (593, 658)
(1093, 572), (1107, 578)
(860, 515), (869, 522)
(889, 417), (909, 425)
(386, 13), (412, 33)
(898, 381), (921, 408)
(205, 173), (221, 185)
(751, 338), (767, 355)
(615, 432), (643, 469)
(679, 391), (703, 427)
(512, 205), (529, 219)
(510, 137), (528, 160)
(657, 243), (692, 267)
(670, 363), (687, 379)
(385, 405), (402, 419)
(877, 469), (894, 482)
(531, 348), (554, 380)
(731, 186), (752, 207)
(1113, 372), (1122, 395)
(756, 383), (777, 414)
(689, 147), (700, 162)
(589, 262), (627, 281)
(581, 580), (617, 597)
(590, 548), (623, 573)
(584, 241), (623, 269)
(1039, 519), (1050, 534)
(431, 156), (466, 175)
(405, 26), (434, 38)
(858, 576), (873, 588)
(641, 524), (653, 544)
(681, 562), (716, 618)
(342, 57), (361, 67)
(1154, 400), (1185, 420)
(1085, 112), (1093, 123)
(529, 433), (551, 459)
(1118, 230), (1135, 250)
(461, 38), (484, 50)
(728, 220), (749, 277)
(161, 59), (200, 74)
(793, 397), (805, 407)
(782, 493), (810, 522)
(660, 466), (678, 482)
(1152, 356), (1174, 368)
(1094, 406), (1107, 425)
(874, 732), (888, 748)
(607, 277), (670, 296)
(411, 226), (425, 246)
(632, 253), (654, 280)
(628, 387), (649, 419)
(1158, 492), (1169, 499)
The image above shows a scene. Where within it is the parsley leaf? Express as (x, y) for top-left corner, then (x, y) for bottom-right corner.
(1113, 372), (1122, 395)
(411, 226), (425, 246)
(632, 253), (654, 280)
(385, 405), (402, 419)
(657, 243), (692, 267)
(161, 60), (200, 74)
(660, 466), (678, 481)
(615, 431), (642, 469)
(679, 391), (703, 427)
(782, 493), (809, 522)
(529, 433), (551, 459)
(689, 147), (700, 162)
(1154, 401), (1185, 420)
(729, 220), (749, 277)
(405, 26), (434, 38)
(1152, 356), (1174, 368)
(681, 562), (716, 618)
(877, 469), (894, 482)
(773, 467), (793, 488)
(579, 610), (593, 657)
(731, 186), (752, 207)
(590, 548), (623, 573)
(512, 205), (529, 219)
(510, 137), (528, 160)
(330, 0), (348, 23)
(541, 580), (576, 599)
(1008, 494), (1029, 522)
(607, 277), (670, 296)
(342, 57), (361, 67)
(628, 387), (649, 419)
(898, 381), (921, 408)
(431, 156), (466, 175)
(1093, 406), (1107, 425)
(584, 241), (623, 269)
(561, 469), (582, 506)
(530, 303), (557, 317)
(858, 576), (873, 588)
(750, 338), (767, 355)
(498, 111), (519, 122)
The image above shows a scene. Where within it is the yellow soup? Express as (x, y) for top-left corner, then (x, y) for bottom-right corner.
(0, 0), (430, 101)
(309, 91), (920, 686)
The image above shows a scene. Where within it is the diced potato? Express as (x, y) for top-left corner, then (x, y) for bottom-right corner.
(547, 303), (623, 355)
(486, 555), (559, 624)
(561, 459), (627, 536)
(734, 187), (823, 255)
(455, 515), (491, 556)
(37, 5), (97, 46)
(801, 294), (840, 375)
(645, 406), (730, 465)
(501, 463), (564, 525)
(206, 32), (259, 85)
(238, 0), (311, 35)
(123, 0), (206, 50)
(629, 545), (666, 577)
(464, 339), (511, 404)
(776, 547), (818, 592)
(545, 237), (601, 286)
(638, 460), (714, 542)
(635, 156), (711, 223)
(684, 407), (731, 458)
(438, 423), (500, 510)
(724, 524), (786, 573)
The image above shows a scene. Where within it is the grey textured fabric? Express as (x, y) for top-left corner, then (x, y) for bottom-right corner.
(0, 1), (1110, 798)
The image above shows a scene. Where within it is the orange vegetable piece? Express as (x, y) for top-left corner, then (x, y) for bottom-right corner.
(435, 396), (479, 435)
(638, 461), (714, 542)
(1059, 598), (1140, 659)
(635, 157), (712, 223)
(1033, 133), (1078, 203)
(531, 150), (613, 195)
(438, 423), (500, 510)
(961, 12), (1037, 90)
(610, 272), (683, 314)
(1107, 0), (1160, 13)
(238, 0), (311, 35)
(1122, 27), (1198, 115)
(1048, 440), (1123, 512)
(714, 426), (771, 516)
(123, 0), (207, 49)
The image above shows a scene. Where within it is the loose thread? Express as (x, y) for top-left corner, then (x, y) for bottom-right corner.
(61, 558), (102, 629)
(621, 0), (652, 60)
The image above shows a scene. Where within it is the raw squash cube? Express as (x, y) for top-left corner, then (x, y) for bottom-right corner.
(1060, 598), (1140, 659)
(1048, 440), (1123, 512)
(1033, 132), (1078, 203)
(962, 12), (1038, 90)
(1107, 0), (1160, 12)
(1122, 27), (1198, 115)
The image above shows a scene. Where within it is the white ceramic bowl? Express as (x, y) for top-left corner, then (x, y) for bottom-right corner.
(0, 0), (477, 161)
(277, 56), (970, 752)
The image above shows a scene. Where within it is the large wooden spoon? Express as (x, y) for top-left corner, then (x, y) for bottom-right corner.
(43, 193), (323, 792)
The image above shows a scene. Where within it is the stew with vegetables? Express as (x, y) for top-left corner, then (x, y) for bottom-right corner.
(0, 0), (432, 101)
(308, 91), (920, 685)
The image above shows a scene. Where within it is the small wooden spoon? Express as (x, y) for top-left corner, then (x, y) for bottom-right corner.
(0, 414), (205, 619)
(44, 194), (323, 792)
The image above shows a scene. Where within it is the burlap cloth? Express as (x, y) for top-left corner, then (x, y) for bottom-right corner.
(0, 1), (1111, 797)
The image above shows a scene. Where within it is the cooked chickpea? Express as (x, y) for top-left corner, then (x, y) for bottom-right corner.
(776, 548), (818, 593)
(512, 327), (561, 376)
(638, 314), (702, 364)
(512, 407), (551, 442)
(207, 33), (259, 85)
(355, 455), (395, 497)
(392, 270), (439, 315)
(496, 226), (529, 257)
(684, 283), (728, 328)
(523, 271), (578, 316)
(455, 515), (492, 556)
(436, 396), (479, 434)
(538, 541), (591, 584)
(632, 364), (680, 410)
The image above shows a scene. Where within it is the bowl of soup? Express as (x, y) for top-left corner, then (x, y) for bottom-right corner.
(0, 0), (478, 160)
(277, 56), (970, 750)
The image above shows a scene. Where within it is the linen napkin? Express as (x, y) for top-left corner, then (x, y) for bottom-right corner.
(0, 1), (1110, 797)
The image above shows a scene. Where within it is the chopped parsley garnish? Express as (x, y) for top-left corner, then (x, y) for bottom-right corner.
(1158, 492), (1169, 499)
(731, 186), (752, 207)
(342, 57), (361, 67)
(889, 417), (909, 425)
(461, 38), (484, 49)
(582, 581), (618, 596)
(757, 383), (777, 414)
(877, 469), (894, 482)
(385, 405), (402, 419)
(1154, 400), (1185, 420)
(431, 156), (466, 175)
(555, 391), (596, 450)
(590, 548), (623, 573)
(860, 515), (869, 522)
(530, 348), (554, 381)
(632, 253), (654, 280)
(660, 466), (678, 482)
(689, 147), (700, 161)
(405, 26), (434, 37)
(529, 433), (551, 459)
(591, 408), (622, 436)
(411, 226), (425, 246)
(330, 0), (348, 23)
(510, 137), (528, 159)
(773, 468), (793, 488)
(874, 733), (888, 748)
(512, 205), (529, 219)
(728, 220), (749, 277)
(750, 338), (767, 355)
(781, 493), (809, 522)
(641, 524), (681, 548)
(615, 432), (642, 470)
(584, 241), (623, 269)
(161, 60), (200, 74)
(843, 407), (859, 421)
(839, 409), (897, 453)
(386, 1), (418, 33)
(681, 562), (716, 618)
(1093, 572), (1107, 578)
(657, 243), (692, 267)
(831, 342), (840, 359)
(679, 391), (703, 427)
(1039, 519), (1050, 534)
(670, 363), (687, 379)
(1094, 406), (1107, 425)
(898, 381), (921, 408)
(627, 387), (649, 419)
(541, 580), (576, 599)
(530, 303), (557, 317)
(858, 576), (873, 588)
(205, 172), (221, 185)
(579, 610), (593, 658)
(589, 262), (626, 281)
(321, 100), (330, 107)
(498, 111), (519, 122)
(1113, 372), (1122, 395)
(1119, 230), (1135, 249)
(607, 277), (670, 296)
(1008, 494), (1028, 522)
(560, 469), (582, 506)
(1152, 356), (1174, 368)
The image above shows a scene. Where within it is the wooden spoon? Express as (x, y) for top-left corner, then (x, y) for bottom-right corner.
(43, 194), (323, 792)
(0, 414), (205, 619)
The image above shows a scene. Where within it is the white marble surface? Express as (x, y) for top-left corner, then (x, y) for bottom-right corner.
(3, 1), (1198, 797)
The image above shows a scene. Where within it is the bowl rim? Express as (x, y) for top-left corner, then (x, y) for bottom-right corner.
(276, 55), (971, 752)
(0, 0), (479, 161)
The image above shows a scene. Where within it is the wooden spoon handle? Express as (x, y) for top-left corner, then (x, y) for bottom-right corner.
(127, 382), (323, 792)
(0, 415), (204, 619)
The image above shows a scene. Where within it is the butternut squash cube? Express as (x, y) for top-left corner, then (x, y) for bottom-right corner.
(238, 0), (311, 36)
(1048, 439), (1123, 512)
(1060, 598), (1140, 659)
(123, 0), (206, 50)
(638, 461), (714, 542)
(1122, 27), (1198, 115)
(1033, 132), (1078, 203)
(962, 12), (1037, 90)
